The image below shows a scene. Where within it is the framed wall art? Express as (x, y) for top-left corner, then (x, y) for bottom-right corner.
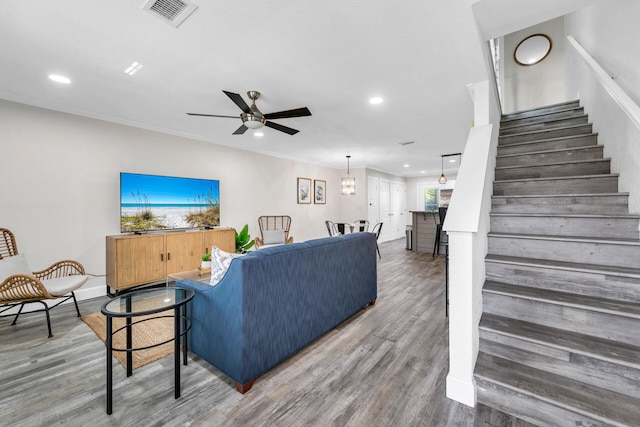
(297, 177), (312, 204)
(314, 180), (326, 204)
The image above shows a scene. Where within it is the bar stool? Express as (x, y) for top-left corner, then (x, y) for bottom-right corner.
(433, 207), (448, 257)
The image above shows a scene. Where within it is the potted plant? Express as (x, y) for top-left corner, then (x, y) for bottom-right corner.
(235, 224), (255, 254)
(201, 252), (211, 269)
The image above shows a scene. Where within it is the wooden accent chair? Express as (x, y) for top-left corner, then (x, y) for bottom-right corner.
(254, 216), (294, 249)
(0, 227), (88, 338)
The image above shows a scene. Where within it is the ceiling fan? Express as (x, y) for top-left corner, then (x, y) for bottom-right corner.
(187, 90), (312, 135)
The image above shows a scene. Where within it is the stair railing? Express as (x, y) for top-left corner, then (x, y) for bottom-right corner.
(567, 35), (640, 130)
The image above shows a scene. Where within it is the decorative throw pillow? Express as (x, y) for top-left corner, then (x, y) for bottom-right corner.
(0, 253), (32, 280)
(209, 246), (242, 287)
(262, 229), (286, 245)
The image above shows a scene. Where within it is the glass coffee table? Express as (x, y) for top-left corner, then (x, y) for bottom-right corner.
(101, 287), (195, 415)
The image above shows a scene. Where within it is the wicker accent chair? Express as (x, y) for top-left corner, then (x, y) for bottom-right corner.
(254, 216), (294, 249)
(0, 228), (88, 338)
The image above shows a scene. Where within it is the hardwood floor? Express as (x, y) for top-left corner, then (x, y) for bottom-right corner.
(0, 239), (532, 426)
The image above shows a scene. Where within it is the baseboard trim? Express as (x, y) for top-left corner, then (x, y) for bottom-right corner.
(446, 374), (477, 407)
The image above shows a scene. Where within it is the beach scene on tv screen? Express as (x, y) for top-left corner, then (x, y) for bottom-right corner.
(120, 173), (220, 232)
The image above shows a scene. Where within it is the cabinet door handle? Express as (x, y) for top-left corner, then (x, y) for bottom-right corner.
(167, 252), (171, 261)
(160, 253), (164, 261)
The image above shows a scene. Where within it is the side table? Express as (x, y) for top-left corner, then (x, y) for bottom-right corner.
(101, 286), (195, 415)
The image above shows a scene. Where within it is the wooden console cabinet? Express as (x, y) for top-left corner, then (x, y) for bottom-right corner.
(106, 228), (235, 292)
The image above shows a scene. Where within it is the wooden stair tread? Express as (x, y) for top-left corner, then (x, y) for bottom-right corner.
(485, 254), (640, 278)
(480, 313), (640, 369)
(501, 100), (580, 119)
(492, 192), (629, 200)
(488, 232), (640, 245)
(490, 212), (640, 219)
(497, 159), (609, 170)
(498, 124), (592, 139)
(499, 115), (588, 132)
(495, 173), (618, 184)
(475, 353), (640, 426)
(497, 145), (601, 159)
(498, 132), (598, 148)
(500, 106), (584, 125)
(483, 281), (640, 320)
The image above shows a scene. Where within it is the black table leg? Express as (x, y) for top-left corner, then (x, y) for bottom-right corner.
(126, 297), (132, 377)
(106, 315), (113, 415)
(174, 305), (180, 399)
(182, 304), (188, 366)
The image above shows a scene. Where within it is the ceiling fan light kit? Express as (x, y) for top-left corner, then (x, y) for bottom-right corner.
(188, 90), (311, 136)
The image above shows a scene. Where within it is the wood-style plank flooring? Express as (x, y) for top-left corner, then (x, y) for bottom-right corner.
(0, 239), (533, 426)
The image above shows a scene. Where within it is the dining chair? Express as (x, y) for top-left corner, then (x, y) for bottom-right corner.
(353, 220), (369, 232)
(371, 222), (383, 258)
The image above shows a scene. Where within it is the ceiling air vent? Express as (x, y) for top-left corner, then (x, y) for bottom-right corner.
(143, 0), (198, 28)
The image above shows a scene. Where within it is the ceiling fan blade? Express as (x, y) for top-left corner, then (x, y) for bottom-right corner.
(187, 113), (239, 118)
(223, 90), (251, 114)
(233, 124), (249, 135)
(265, 121), (299, 135)
(264, 107), (312, 120)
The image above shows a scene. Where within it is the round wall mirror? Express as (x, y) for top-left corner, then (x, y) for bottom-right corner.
(514, 34), (552, 66)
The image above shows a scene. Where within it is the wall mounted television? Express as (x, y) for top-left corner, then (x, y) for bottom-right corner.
(120, 172), (220, 233)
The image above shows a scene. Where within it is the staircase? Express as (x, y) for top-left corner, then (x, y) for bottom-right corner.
(475, 100), (640, 426)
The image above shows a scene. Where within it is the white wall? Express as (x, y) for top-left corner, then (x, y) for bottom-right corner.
(502, 16), (567, 113)
(0, 99), (350, 298)
(565, 1), (640, 213)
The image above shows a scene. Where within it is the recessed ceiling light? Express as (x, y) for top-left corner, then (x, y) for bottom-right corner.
(449, 158), (457, 163)
(403, 164), (410, 168)
(124, 61), (143, 76)
(420, 171), (426, 174)
(48, 74), (71, 84)
(254, 131), (264, 137)
(369, 97), (383, 105)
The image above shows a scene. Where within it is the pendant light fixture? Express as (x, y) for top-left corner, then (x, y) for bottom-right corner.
(439, 153), (462, 185)
(341, 155), (356, 195)
(438, 155), (447, 185)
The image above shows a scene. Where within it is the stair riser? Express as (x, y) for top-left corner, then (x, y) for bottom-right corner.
(483, 292), (640, 346)
(500, 116), (589, 136)
(499, 125), (593, 145)
(476, 378), (605, 427)
(490, 216), (639, 239)
(501, 108), (585, 128)
(493, 176), (618, 196)
(498, 135), (598, 156)
(485, 261), (640, 303)
(496, 146), (604, 168)
(495, 160), (610, 181)
(491, 203), (628, 214)
(502, 101), (581, 121)
(488, 235), (640, 269)
(492, 195), (629, 214)
(479, 338), (640, 399)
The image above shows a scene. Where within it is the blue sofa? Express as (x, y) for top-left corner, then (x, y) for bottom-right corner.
(177, 232), (377, 392)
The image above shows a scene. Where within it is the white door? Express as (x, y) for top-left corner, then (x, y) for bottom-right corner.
(379, 181), (391, 242)
(367, 176), (380, 226)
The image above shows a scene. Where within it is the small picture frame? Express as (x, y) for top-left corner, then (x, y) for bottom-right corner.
(314, 180), (326, 204)
(297, 177), (312, 204)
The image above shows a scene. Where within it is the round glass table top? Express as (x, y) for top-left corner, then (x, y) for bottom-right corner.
(101, 287), (194, 317)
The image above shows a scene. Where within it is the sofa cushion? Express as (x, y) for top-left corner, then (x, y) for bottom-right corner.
(261, 229), (286, 245)
(210, 246), (241, 286)
(0, 253), (32, 280)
